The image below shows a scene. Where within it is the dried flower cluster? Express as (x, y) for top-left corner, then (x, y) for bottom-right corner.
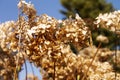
(78, 46), (120, 80)
(95, 10), (120, 32)
(0, 0), (120, 80)
(0, 21), (24, 80)
(0, 49), (16, 80)
(96, 35), (109, 43)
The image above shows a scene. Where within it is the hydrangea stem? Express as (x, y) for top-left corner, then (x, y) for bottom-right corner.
(81, 42), (101, 80)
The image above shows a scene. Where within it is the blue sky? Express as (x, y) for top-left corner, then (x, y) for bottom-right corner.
(0, 0), (64, 23)
(0, 0), (120, 80)
(0, 0), (120, 23)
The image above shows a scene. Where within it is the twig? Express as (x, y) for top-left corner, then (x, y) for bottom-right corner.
(30, 63), (35, 80)
(114, 27), (118, 80)
(24, 60), (28, 80)
(14, 0), (27, 80)
(89, 31), (93, 47)
(53, 60), (56, 80)
(81, 42), (101, 80)
(0, 54), (4, 62)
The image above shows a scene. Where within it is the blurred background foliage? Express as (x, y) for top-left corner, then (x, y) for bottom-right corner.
(60, 0), (114, 18)
(60, 0), (120, 50)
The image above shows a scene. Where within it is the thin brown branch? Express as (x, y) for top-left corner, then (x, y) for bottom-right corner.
(81, 42), (101, 80)
(30, 63), (35, 80)
(53, 60), (56, 80)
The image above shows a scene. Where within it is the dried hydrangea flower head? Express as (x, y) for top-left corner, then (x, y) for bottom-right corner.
(0, 21), (24, 79)
(0, 21), (16, 52)
(95, 10), (120, 32)
(78, 46), (120, 80)
(0, 0), (90, 79)
(25, 14), (90, 79)
(18, 0), (36, 17)
(96, 35), (109, 43)
(0, 21), (23, 79)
